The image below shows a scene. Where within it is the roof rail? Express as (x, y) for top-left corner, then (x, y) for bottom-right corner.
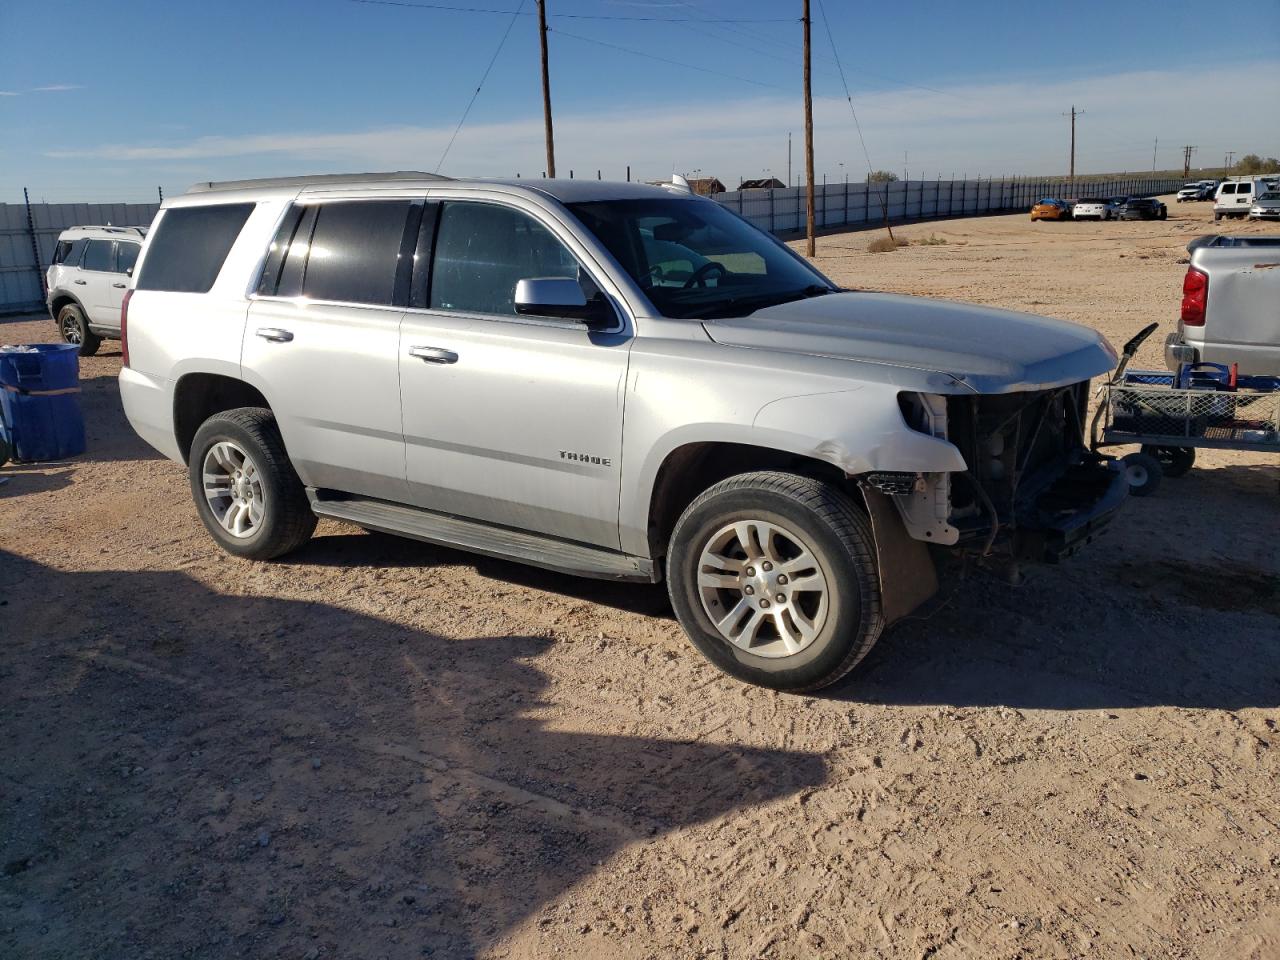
(65, 225), (147, 236)
(185, 171), (453, 194)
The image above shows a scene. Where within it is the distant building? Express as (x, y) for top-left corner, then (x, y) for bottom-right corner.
(738, 177), (786, 190)
(649, 176), (726, 196)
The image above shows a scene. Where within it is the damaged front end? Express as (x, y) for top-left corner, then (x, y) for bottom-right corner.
(896, 385), (1127, 563)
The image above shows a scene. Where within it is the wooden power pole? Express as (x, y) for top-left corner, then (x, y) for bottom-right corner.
(537, 0), (556, 178)
(802, 0), (815, 257)
(1063, 105), (1083, 184)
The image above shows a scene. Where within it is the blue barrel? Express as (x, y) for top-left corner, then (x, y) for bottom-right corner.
(0, 344), (87, 462)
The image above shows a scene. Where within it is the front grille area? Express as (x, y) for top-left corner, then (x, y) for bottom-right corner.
(946, 382), (1090, 538)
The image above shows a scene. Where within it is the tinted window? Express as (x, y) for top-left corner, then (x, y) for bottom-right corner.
(256, 206), (305, 296)
(431, 202), (580, 315)
(53, 240), (74, 264)
(1238, 183), (1252, 194)
(136, 203), (255, 293)
(82, 239), (114, 272)
(65, 238), (87, 266)
(1221, 184), (1236, 194)
(116, 242), (140, 275)
(303, 201), (410, 306)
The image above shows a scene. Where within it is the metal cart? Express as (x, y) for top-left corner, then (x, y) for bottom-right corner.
(1090, 324), (1280, 495)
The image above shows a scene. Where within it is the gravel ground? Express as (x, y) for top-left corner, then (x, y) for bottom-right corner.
(1, 198), (1277, 960)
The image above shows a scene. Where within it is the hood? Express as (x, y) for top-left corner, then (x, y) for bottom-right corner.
(702, 292), (1117, 394)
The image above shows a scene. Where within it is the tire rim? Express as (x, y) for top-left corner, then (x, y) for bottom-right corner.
(60, 312), (82, 345)
(1126, 463), (1149, 487)
(202, 441), (264, 539)
(696, 519), (829, 658)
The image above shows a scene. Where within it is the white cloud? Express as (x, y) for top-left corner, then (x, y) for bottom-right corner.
(0, 91), (19, 97)
(39, 60), (1280, 184)
(32, 84), (84, 92)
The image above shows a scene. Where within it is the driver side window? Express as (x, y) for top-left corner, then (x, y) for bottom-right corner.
(431, 202), (581, 316)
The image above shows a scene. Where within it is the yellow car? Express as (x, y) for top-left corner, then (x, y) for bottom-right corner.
(1030, 198), (1072, 221)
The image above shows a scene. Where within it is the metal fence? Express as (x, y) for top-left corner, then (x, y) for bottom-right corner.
(0, 200), (159, 316)
(1, 176), (1183, 315)
(713, 176), (1185, 233)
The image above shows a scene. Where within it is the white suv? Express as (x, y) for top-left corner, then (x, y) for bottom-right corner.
(46, 225), (146, 355)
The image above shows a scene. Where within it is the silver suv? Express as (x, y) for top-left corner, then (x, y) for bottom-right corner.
(47, 225), (146, 355)
(119, 172), (1127, 692)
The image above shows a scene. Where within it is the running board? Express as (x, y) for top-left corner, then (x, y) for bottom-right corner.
(307, 489), (656, 583)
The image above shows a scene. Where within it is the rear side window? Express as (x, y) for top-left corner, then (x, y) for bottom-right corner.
(116, 242), (140, 275)
(1239, 183), (1252, 194)
(1221, 184), (1236, 194)
(302, 201), (412, 306)
(65, 238), (87, 266)
(136, 203), (255, 293)
(82, 239), (114, 272)
(52, 240), (74, 264)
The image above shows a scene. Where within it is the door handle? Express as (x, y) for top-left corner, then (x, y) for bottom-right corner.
(255, 327), (294, 343)
(73, 279), (87, 285)
(112, 282), (127, 289)
(408, 345), (458, 364)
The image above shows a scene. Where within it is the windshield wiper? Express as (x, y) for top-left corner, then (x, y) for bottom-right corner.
(687, 284), (835, 321)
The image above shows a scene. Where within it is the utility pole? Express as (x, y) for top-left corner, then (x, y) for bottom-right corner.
(802, 0), (815, 257)
(903, 150), (908, 182)
(1151, 137), (1157, 173)
(787, 131), (792, 188)
(1225, 150), (1235, 172)
(1063, 106), (1083, 183)
(536, 0), (556, 178)
(1181, 145), (1196, 178)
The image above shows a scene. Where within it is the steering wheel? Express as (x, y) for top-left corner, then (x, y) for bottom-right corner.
(682, 261), (727, 289)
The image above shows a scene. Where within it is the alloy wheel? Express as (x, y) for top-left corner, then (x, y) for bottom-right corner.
(202, 440), (265, 538)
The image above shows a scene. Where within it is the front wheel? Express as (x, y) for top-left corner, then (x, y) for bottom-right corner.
(188, 407), (317, 560)
(666, 471), (883, 692)
(1121, 451), (1163, 497)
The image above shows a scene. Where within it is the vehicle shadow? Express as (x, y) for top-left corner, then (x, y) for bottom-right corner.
(0, 549), (825, 960)
(76, 373), (160, 463)
(292, 530), (674, 618)
(833, 557), (1280, 712)
(0, 463), (74, 497)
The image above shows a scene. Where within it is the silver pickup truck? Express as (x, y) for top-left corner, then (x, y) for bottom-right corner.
(1167, 235), (1280, 376)
(119, 173), (1127, 692)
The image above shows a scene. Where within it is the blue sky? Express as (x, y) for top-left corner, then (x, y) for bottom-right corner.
(2, 0), (1277, 202)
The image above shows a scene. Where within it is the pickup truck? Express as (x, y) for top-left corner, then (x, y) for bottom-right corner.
(1166, 235), (1280, 376)
(119, 172), (1128, 692)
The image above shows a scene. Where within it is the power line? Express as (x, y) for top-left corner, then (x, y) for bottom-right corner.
(345, 0), (796, 22)
(434, 0), (526, 172)
(549, 27), (786, 90)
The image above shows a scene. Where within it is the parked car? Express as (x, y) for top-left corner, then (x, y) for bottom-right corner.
(46, 226), (146, 355)
(1030, 198), (1072, 221)
(119, 172), (1127, 692)
(1214, 177), (1272, 220)
(1117, 197), (1167, 220)
(1071, 198), (1115, 220)
(1176, 183), (1202, 203)
(1165, 235), (1280, 376)
(1196, 180), (1219, 200)
(1248, 190), (1280, 220)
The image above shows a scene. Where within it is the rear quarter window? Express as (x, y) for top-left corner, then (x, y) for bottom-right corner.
(136, 203), (255, 293)
(52, 240), (74, 265)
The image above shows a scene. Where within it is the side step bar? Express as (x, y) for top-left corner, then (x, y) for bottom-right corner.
(307, 489), (656, 583)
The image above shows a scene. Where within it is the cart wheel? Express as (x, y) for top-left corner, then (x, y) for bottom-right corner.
(1122, 452), (1163, 497)
(1141, 444), (1195, 478)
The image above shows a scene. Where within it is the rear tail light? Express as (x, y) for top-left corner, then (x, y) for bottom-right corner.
(120, 288), (133, 367)
(1180, 267), (1207, 327)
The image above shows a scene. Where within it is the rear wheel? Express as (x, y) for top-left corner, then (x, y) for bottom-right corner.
(1121, 451), (1163, 497)
(57, 304), (100, 357)
(188, 407), (316, 560)
(1141, 444), (1195, 478)
(666, 471), (883, 692)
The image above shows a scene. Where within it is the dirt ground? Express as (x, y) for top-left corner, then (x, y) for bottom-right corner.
(2, 198), (1277, 960)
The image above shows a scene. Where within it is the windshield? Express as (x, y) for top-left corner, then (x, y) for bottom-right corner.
(1258, 192), (1280, 201)
(568, 197), (833, 319)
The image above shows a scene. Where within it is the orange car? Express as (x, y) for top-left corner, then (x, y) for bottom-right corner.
(1030, 198), (1072, 221)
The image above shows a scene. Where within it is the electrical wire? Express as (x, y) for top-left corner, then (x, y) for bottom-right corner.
(434, 0), (525, 172)
(550, 27), (786, 91)
(345, 0), (796, 22)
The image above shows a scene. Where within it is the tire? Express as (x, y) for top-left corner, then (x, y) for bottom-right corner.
(1214, 212), (1222, 222)
(666, 471), (883, 692)
(1159, 208), (1167, 220)
(1121, 451), (1163, 497)
(1141, 444), (1195, 478)
(188, 407), (316, 560)
(56, 304), (101, 357)
(0, 433), (9, 468)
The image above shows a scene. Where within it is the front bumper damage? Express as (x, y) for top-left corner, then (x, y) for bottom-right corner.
(895, 382), (1128, 564)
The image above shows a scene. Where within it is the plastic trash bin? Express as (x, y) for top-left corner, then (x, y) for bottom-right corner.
(0, 344), (87, 463)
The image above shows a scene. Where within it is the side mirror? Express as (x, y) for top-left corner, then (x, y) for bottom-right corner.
(514, 277), (612, 326)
